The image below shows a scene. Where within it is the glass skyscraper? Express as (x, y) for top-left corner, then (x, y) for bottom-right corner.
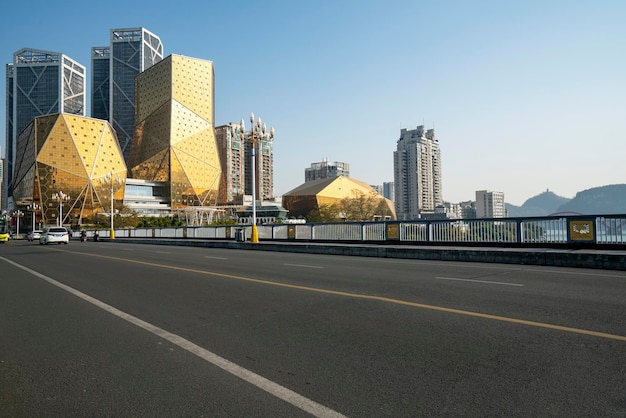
(91, 46), (110, 121)
(4, 64), (13, 210)
(107, 28), (163, 162)
(5, 48), (85, 207)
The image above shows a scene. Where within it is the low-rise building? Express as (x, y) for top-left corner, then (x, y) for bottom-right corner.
(282, 175), (395, 221)
(305, 159), (349, 182)
(475, 190), (506, 218)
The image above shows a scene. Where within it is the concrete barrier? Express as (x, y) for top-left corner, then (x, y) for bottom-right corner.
(106, 238), (626, 271)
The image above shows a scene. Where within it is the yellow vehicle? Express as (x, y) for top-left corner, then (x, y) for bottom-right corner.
(0, 218), (9, 243)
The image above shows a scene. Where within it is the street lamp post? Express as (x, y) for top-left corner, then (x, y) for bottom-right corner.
(240, 113), (274, 243)
(104, 171), (122, 239)
(52, 191), (70, 227)
(28, 203), (41, 231)
(13, 210), (24, 238)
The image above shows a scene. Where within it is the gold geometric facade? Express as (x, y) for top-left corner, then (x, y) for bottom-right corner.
(11, 114), (127, 226)
(282, 176), (396, 219)
(128, 54), (221, 208)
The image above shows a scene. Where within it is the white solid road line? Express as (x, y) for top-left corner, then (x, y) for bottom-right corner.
(1, 256), (347, 418)
(436, 276), (524, 286)
(284, 263), (325, 269)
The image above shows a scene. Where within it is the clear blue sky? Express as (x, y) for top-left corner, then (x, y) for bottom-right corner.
(2, 0), (625, 206)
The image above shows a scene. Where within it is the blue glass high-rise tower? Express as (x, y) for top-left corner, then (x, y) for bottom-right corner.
(91, 46), (110, 121)
(5, 48), (85, 207)
(107, 28), (163, 161)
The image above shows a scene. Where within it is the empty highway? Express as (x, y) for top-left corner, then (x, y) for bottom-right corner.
(1, 240), (625, 417)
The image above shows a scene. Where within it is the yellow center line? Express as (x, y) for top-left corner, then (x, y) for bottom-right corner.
(72, 250), (626, 342)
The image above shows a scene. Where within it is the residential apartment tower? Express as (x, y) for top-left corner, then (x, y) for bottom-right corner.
(393, 125), (442, 220)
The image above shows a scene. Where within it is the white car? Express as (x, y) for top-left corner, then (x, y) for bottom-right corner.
(39, 227), (70, 245)
(28, 230), (43, 241)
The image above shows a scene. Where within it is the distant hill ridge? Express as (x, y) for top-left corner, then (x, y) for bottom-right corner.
(506, 184), (626, 217)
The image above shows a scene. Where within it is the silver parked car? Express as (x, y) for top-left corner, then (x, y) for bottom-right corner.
(27, 230), (43, 241)
(39, 227), (70, 245)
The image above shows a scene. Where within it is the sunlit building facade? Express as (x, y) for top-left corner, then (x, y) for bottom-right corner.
(215, 123), (245, 205)
(393, 125), (442, 220)
(244, 124), (275, 202)
(108, 28), (163, 161)
(305, 159), (350, 182)
(128, 54), (220, 209)
(5, 48), (86, 208)
(475, 190), (506, 218)
(282, 175), (396, 220)
(10, 113), (126, 227)
(123, 178), (170, 214)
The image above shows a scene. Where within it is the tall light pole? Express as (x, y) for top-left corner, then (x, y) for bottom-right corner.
(28, 203), (41, 231)
(241, 113), (274, 243)
(104, 170), (122, 239)
(52, 191), (70, 227)
(12, 210), (24, 238)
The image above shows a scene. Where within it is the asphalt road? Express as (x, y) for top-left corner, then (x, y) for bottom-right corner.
(1, 239), (625, 417)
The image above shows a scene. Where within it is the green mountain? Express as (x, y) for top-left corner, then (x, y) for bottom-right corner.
(506, 185), (626, 217)
(506, 190), (570, 217)
(556, 184), (626, 215)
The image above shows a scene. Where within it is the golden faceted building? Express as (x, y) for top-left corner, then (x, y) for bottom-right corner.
(282, 176), (396, 220)
(11, 113), (127, 226)
(128, 54), (221, 208)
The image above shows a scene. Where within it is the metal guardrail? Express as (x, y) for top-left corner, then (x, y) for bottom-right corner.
(90, 214), (626, 246)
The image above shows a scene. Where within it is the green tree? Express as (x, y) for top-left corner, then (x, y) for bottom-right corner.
(210, 218), (239, 226)
(339, 190), (392, 222)
(307, 203), (340, 222)
(136, 216), (183, 228)
(305, 191), (392, 223)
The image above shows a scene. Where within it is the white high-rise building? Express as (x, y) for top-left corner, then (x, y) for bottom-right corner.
(215, 123), (246, 205)
(244, 121), (275, 202)
(475, 190), (506, 218)
(393, 125), (442, 220)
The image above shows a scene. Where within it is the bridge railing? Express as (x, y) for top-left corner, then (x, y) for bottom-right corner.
(103, 214), (626, 246)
